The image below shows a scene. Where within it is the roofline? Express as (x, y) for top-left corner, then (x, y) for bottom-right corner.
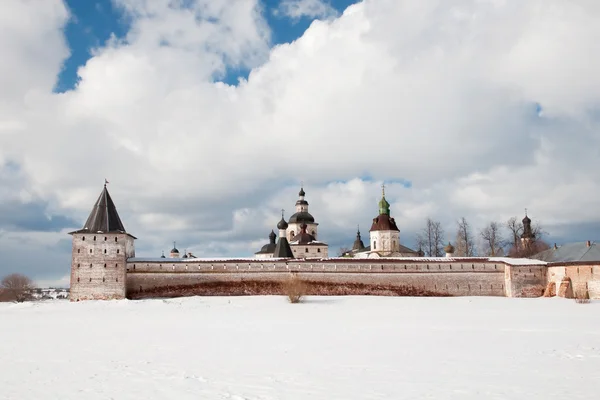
(547, 261), (600, 267)
(69, 230), (137, 239)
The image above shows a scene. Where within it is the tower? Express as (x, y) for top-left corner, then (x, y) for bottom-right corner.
(521, 210), (535, 250)
(352, 226), (365, 251)
(69, 183), (136, 301)
(369, 184), (400, 255)
(170, 242), (180, 258)
(287, 185), (319, 240)
(254, 230), (278, 259)
(273, 210), (294, 258)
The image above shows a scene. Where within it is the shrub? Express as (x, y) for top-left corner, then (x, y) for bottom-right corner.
(282, 274), (307, 304)
(0, 273), (34, 302)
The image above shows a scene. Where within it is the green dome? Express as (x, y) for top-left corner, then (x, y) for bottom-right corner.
(378, 195), (390, 215)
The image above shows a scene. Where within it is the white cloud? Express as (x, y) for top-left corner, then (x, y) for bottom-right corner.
(2, 0), (600, 280)
(275, 0), (339, 21)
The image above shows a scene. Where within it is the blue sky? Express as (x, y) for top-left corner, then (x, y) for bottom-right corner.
(57, 0), (357, 92)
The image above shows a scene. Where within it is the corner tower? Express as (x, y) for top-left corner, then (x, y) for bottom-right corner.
(68, 183), (136, 301)
(369, 184), (400, 256)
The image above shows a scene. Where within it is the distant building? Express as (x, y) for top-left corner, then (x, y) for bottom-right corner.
(532, 241), (600, 262)
(352, 185), (418, 258)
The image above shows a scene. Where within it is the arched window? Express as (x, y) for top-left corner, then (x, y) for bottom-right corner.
(93, 236), (96, 241)
(374, 241), (377, 250)
(289, 231), (295, 239)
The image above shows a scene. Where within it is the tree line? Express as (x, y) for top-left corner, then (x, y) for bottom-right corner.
(415, 216), (549, 258)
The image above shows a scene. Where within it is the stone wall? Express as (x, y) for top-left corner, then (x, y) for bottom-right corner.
(504, 264), (547, 297)
(70, 233), (134, 301)
(548, 263), (600, 299)
(125, 259), (515, 298)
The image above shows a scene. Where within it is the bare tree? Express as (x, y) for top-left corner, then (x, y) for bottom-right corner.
(506, 215), (549, 257)
(455, 217), (475, 256)
(416, 218), (445, 257)
(337, 247), (351, 257)
(479, 221), (506, 256)
(506, 216), (523, 251)
(0, 274), (34, 302)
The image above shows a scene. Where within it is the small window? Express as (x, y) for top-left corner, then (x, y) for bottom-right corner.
(116, 277), (119, 282)
(89, 249), (92, 254)
(305, 248), (308, 252)
(93, 236), (96, 241)
(89, 263), (92, 268)
(82, 237), (85, 241)
(115, 237), (117, 242)
(89, 278), (92, 282)
(104, 237), (107, 241)
(115, 264), (118, 268)
(317, 248), (321, 253)
(103, 277), (105, 282)
(77, 249), (80, 253)
(117, 249), (120, 254)
(77, 277), (80, 282)
(104, 263), (106, 268)
(77, 264), (80, 268)
(374, 241), (377, 250)
(104, 249), (107, 254)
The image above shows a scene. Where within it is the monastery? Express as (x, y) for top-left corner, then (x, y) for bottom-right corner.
(68, 183), (600, 301)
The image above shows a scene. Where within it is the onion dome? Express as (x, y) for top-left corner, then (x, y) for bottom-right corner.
(160, 251), (166, 259)
(268, 229), (276, 243)
(417, 247), (425, 257)
(277, 217), (289, 230)
(378, 196), (390, 216)
(444, 242), (455, 254)
(299, 187), (305, 197)
(182, 249), (188, 259)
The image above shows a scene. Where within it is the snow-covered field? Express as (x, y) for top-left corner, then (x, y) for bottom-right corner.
(1, 296), (599, 400)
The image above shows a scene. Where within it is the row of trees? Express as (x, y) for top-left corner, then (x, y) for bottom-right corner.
(415, 216), (549, 258)
(0, 274), (34, 302)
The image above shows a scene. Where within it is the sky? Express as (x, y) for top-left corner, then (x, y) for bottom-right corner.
(1, 0), (600, 287)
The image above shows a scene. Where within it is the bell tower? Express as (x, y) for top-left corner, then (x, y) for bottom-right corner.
(68, 182), (136, 301)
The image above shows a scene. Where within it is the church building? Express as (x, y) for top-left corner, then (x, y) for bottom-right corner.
(353, 185), (419, 258)
(254, 186), (329, 259)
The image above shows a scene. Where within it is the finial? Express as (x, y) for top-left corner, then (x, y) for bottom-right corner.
(281, 208), (285, 218)
(525, 208), (528, 216)
(381, 182), (386, 196)
(104, 178), (109, 187)
(173, 241), (176, 248)
(301, 180), (303, 188)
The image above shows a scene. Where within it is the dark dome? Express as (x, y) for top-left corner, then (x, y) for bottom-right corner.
(257, 242), (277, 254)
(268, 230), (276, 241)
(444, 242), (455, 254)
(295, 199), (309, 206)
(522, 215), (531, 224)
(277, 217), (289, 230)
(299, 187), (305, 197)
(289, 211), (315, 224)
(291, 223), (316, 245)
(171, 247), (179, 253)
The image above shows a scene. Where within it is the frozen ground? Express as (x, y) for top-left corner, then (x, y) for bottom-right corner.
(1, 296), (599, 399)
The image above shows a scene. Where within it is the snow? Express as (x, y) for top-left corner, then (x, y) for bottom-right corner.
(1, 296), (599, 399)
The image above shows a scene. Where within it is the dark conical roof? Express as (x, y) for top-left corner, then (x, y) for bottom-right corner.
(70, 184), (131, 236)
(273, 237), (294, 258)
(352, 227), (365, 251)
